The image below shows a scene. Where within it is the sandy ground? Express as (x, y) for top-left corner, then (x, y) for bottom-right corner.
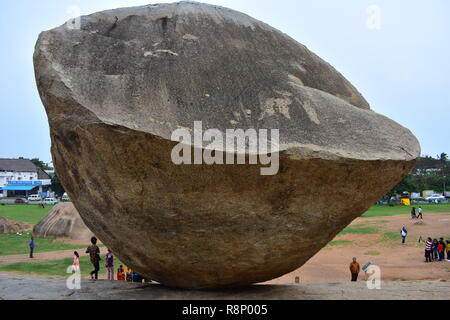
(1, 213), (449, 284)
(267, 213), (450, 284)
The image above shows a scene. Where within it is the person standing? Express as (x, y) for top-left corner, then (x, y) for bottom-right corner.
(105, 249), (114, 280)
(349, 257), (360, 282)
(431, 239), (439, 261)
(425, 237), (433, 262)
(86, 237), (101, 280)
(437, 238), (445, 261)
(421, 237), (433, 262)
(417, 207), (423, 219)
(410, 207), (416, 219)
(29, 236), (35, 258)
(400, 226), (408, 245)
(72, 251), (80, 272)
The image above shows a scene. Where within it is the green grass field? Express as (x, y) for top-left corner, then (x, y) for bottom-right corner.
(0, 232), (86, 256)
(0, 255), (125, 278)
(0, 204), (52, 224)
(364, 250), (380, 256)
(361, 204), (450, 217)
(1, 203), (449, 225)
(338, 225), (378, 235)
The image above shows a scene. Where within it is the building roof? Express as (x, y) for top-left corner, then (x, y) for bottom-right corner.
(0, 158), (52, 180)
(0, 158), (38, 172)
(37, 167), (51, 180)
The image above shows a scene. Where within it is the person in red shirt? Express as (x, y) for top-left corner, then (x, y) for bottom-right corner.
(117, 265), (126, 281)
(437, 238), (445, 261)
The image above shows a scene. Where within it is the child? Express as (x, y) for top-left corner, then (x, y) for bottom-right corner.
(437, 238), (445, 261)
(73, 251), (80, 272)
(117, 265), (125, 281)
(105, 249), (114, 280)
(432, 239), (438, 261)
(132, 272), (143, 283)
(126, 267), (132, 282)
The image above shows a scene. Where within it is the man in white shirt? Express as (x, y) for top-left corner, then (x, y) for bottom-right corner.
(418, 207), (423, 219)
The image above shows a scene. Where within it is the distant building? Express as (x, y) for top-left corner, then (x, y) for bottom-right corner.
(0, 158), (52, 198)
(410, 192), (421, 199)
(415, 168), (441, 175)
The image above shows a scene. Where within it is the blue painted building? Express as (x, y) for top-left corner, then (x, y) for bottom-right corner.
(0, 158), (52, 198)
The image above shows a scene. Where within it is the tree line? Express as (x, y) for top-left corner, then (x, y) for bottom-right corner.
(31, 152), (449, 199)
(30, 158), (65, 197)
(388, 153), (449, 196)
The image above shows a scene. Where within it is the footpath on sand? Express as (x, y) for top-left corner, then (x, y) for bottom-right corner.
(0, 249), (88, 266)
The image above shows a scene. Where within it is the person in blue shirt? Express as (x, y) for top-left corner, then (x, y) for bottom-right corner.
(29, 236), (35, 258)
(400, 226), (408, 245)
(131, 272), (143, 283)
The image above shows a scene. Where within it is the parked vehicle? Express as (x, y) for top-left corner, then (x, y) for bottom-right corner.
(425, 194), (445, 203)
(61, 193), (70, 202)
(43, 197), (58, 205)
(27, 194), (42, 202)
(15, 198), (28, 204)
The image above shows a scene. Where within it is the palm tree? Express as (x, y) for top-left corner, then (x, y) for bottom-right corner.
(437, 153), (448, 195)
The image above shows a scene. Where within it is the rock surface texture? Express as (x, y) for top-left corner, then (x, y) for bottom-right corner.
(1, 275), (449, 300)
(0, 217), (31, 234)
(33, 203), (94, 240)
(34, 2), (420, 289)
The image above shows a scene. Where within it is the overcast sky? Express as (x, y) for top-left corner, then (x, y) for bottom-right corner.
(1, 0), (448, 164)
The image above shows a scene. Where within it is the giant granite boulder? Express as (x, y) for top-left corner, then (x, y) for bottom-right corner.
(33, 202), (94, 240)
(0, 217), (31, 234)
(34, 2), (420, 288)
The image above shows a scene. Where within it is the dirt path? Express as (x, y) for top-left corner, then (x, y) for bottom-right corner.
(0, 249), (89, 265)
(0, 238), (104, 265)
